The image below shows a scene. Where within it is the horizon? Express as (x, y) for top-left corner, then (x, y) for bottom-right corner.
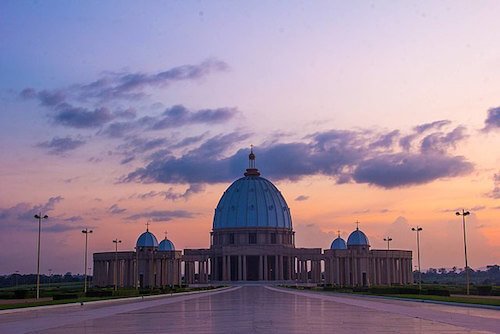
(0, 1), (499, 275)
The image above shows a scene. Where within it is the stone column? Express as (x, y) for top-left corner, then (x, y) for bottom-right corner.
(238, 256), (242, 281)
(274, 255), (279, 280)
(259, 256), (263, 280)
(222, 256), (227, 281)
(264, 256), (268, 280)
(242, 256), (247, 281)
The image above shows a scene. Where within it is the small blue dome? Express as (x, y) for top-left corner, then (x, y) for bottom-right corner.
(136, 230), (159, 248)
(158, 238), (175, 251)
(347, 228), (370, 246)
(330, 237), (347, 250)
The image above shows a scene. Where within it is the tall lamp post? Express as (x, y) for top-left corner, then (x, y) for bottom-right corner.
(411, 226), (423, 291)
(113, 239), (122, 291)
(34, 213), (48, 300)
(81, 229), (93, 294)
(455, 210), (471, 295)
(384, 237), (393, 250)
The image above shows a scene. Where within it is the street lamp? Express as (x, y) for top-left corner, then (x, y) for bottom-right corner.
(384, 237), (393, 250)
(34, 213), (48, 300)
(81, 229), (93, 294)
(455, 210), (471, 295)
(113, 239), (122, 291)
(411, 226), (423, 291)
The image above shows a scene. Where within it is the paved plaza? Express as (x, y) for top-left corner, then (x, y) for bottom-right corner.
(0, 286), (498, 333)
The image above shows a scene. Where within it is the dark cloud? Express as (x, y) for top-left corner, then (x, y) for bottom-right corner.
(172, 134), (206, 149)
(79, 59), (229, 101)
(0, 196), (73, 233)
(352, 153), (473, 188)
(99, 121), (139, 138)
(120, 156), (135, 165)
(53, 103), (114, 128)
(38, 90), (66, 106)
(125, 210), (196, 222)
(108, 204), (126, 214)
(163, 184), (205, 201)
(413, 120), (451, 133)
(487, 173), (500, 199)
(19, 88), (66, 106)
(99, 106), (237, 138)
(37, 136), (85, 155)
(369, 130), (399, 149)
(483, 107), (500, 132)
(123, 132), (251, 184)
(114, 108), (137, 120)
(149, 105), (237, 130)
(20, 59), (230, 132)
(420, 126), (467, 153)
(295, 195), (309, 201)
(123, 123), (473, 189)
(19, 88), (36, 99)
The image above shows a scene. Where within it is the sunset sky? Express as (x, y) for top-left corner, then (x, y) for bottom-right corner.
(0, 1), (499, 275)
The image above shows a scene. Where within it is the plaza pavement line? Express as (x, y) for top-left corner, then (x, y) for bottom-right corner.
(0, 286), (232, 315)
(267, 286), (500, 333)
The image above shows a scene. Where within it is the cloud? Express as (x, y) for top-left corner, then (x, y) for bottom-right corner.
(369, 130), (399, 149)
(108, 204), (126, 214)
(98, 106), (237, 138)
(149, 105), (237, 130)
(20, 59), (230, 132)
(414, 120), (451, 133)
(123, 122), (473, 189)
(486, 172), (500, 199)
(36, 136), (85, 155)
(483, 107), (500, 132)
(123, 132), (251, 184)
(352, 153), (473, 188)
(420, 126), (467, 153)
(0, 196), (74, 233)
(163, 184), (205, 201)
(295, 195), (309, 201)
(125, 210), (196, 222)
(78, 59), (229, 101)
(53, 103), (114, 128)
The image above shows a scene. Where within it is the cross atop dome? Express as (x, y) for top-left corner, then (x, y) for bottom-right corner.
(244, 145), (261, 176)
(146, 220), (151, 231)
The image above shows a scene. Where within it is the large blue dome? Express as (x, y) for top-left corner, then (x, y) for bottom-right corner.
(158, 238), (175, 251)
(213, 151), (292, 230)
(331, 236), (347, 250)
(136, 230), (159, 248)
(347, 228), (370, 246)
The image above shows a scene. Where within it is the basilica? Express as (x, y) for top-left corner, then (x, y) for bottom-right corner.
(93, 150), (413, 287)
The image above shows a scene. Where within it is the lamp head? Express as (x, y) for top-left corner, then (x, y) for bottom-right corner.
(455, 212), (460, 216)
(34, 214), (40, 219)
(464, 211), (470, 216)
(43, 215), (48, 219)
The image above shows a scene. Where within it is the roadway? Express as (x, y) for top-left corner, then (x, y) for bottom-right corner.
(0, 285), (498, 333)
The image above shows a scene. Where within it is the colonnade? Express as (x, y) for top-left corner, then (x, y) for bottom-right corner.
(93, 253), (181, 288)
(323, 253), (413, 286)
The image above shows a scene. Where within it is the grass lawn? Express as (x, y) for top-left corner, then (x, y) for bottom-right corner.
(384, 294), (500, 307)
(0, 296), (124, 310)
